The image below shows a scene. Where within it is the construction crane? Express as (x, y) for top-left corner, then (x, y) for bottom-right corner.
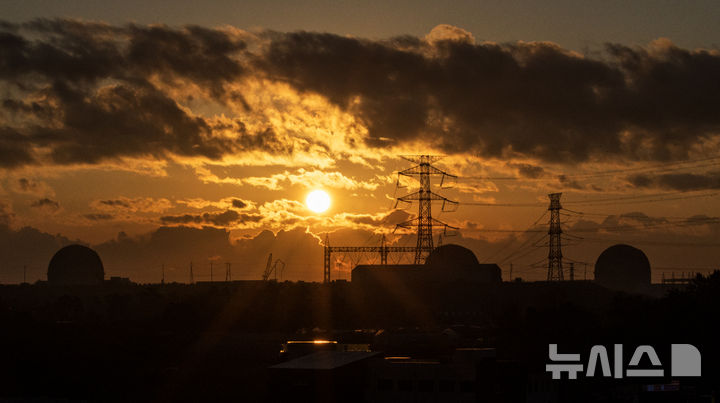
(262, 253), (286, 281)
(262, 253), (273, 280)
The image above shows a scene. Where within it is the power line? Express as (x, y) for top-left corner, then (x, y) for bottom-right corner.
(568, 219), (720, 233)
(459, 155), (720, 181)
(562, 208), (720, 221)
(499, 236), (547, 265)
(458, 190), (720, 208)
(497, 232), (548, 265)
(481, 210), (547, 263)
(573, 236), (720, 247)
(460, 201), (545, 207)
(463, 214), (720, 235)
(563, 191), (720, 205)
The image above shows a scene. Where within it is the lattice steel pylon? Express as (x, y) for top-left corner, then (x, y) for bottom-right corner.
(395, 155), (458, 264)
(547, 193), (564, 281)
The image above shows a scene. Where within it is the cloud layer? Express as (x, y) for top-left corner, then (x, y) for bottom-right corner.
(261, 33), (720, 162)
(0, 19), (283, 167)
(2, 20), (720, 170)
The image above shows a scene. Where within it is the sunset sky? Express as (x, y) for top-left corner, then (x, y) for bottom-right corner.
(1, 1), (720, 283)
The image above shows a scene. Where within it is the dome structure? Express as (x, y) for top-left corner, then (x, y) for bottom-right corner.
(425, 244), (501, 283)
(425, 244), (480, 268)
(47, 244), (105, 285)
(594, 244), (651, 292)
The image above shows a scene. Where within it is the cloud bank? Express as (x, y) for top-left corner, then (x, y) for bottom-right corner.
(1, 20), (719, 170)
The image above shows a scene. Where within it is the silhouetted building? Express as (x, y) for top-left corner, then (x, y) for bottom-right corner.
(366, 348), (534, 403)
(270, 351), (380, 403)
(107, 276), (132, 285)
(594, 244), (651, 292)
(270, 346), (542, 403)
(47, 244), (105, 285)
(352, 244), (501, 287)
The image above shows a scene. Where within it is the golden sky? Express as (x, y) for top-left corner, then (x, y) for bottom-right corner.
(1, 17), (720, 283)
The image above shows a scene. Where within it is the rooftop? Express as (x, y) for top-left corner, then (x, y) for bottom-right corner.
(270, 351), (379, 370)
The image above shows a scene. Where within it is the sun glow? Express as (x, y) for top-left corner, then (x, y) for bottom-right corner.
(306, 190), (331, 213)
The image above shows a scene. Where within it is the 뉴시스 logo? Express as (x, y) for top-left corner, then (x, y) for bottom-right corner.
(546, 344), (701, 379)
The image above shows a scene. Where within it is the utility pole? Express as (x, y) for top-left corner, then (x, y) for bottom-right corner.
(547, 193), (564, 281)
(189, 262), (194, 284)
(161, 264), (165, 284)
(569, 262), (575, 281)
(323, 234), (331, 283)
(509, 263), (513, 282)
(380, 234), (388, 265)
(225, 262), (231, 282)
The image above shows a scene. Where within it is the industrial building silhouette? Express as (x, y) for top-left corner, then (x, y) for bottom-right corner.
(352, 244), (501, 288)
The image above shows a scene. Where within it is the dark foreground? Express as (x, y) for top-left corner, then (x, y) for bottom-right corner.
(1, 274), (719, 402)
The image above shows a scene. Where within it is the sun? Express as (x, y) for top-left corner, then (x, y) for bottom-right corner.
(306, 190), (331, 213)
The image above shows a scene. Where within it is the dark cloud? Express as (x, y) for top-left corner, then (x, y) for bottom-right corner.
(628, 171), (720, 191)
(0, 127), (35, 167)
(684, 214), (720, 225)
(260, 32), (431, 145)
(17, 178), (30, 191)
(31, 197), (59, 209)
(2, 81), (291, 166)
(231, 198), (248, 209)
(1, 19), (245, 87)
(160, 214), (201, 225)
(567, 212), (676, 233)
(238, 213), (263, 223)
(556, 175), (586, 190)
(202, 210), (240, 226)
(25, 83), (237, 164)
(99, 199), (131, 208)
(345, 209), (412, 227)
(17, 178), (37, 192)
(83, 213), (114, 221)
(160, 210), (262, 227)
(618, 212), (669, 227)
(3, 20), (720, 168)
(126, 24), (247, 97)
(510, 163), (545, 179)
(260, 32), (720, 163)
(0, 19), (287, 168)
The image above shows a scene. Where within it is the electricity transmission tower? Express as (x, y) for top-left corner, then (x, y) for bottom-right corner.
(547, 193), (564, 281)
(395, 155), (458, 264)
(322, 155), (458, 282)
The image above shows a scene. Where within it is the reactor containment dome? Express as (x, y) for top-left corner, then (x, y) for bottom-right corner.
(425, 244), (501, 283)
(594, 244), (651, 292)
(47, 244), (105, 285)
